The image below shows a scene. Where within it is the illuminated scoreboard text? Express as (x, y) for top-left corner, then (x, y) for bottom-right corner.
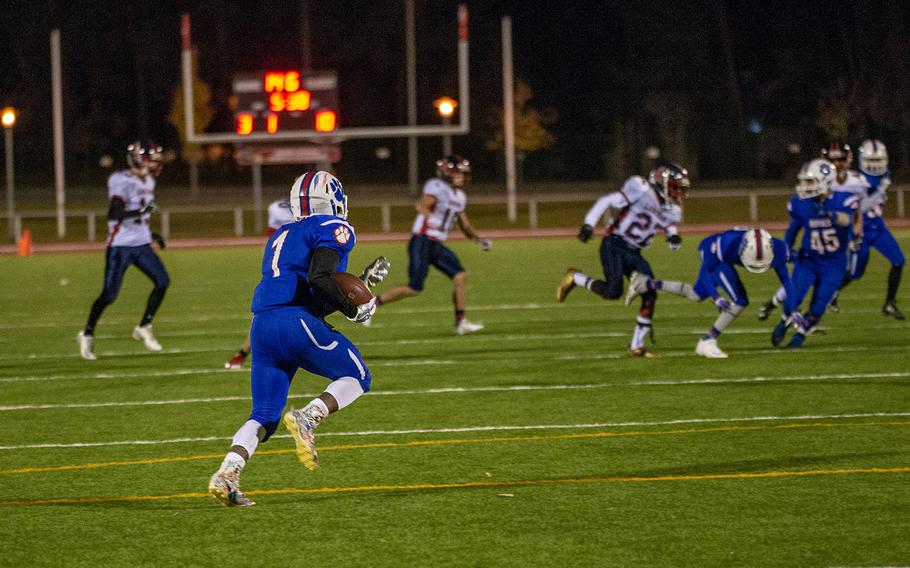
(232, 70), (338, 135)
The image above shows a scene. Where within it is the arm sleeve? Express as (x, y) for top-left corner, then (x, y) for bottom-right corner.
(307, 247), (358, 318)
(783, 203), (801, 248)
(584, 193), (628, 227)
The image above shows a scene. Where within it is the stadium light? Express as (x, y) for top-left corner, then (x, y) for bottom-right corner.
(2, 107), (17, 240)
(433, 97), (458, 156)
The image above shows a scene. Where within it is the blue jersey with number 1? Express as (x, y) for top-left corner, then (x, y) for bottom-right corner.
(784, 192), (858, 265)
(251, 214), (356, 314)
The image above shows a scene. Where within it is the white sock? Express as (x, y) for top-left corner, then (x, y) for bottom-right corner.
(573, 271), (591, 288)
(772, 286), (786, 306)
(324, 377), (365, 410)
(631, 317), (651, 350)
(221, 451), (246, 470)
(227, 419), (261, 465)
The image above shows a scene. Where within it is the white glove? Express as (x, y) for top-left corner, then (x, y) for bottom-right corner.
(475, 238), (493, 252)
(360, 256), (390, 288)
(347, 297), (377, 323)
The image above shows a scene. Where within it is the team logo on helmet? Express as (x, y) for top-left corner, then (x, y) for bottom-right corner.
(795, 159), (836, 199)
(858, 139), (888, 177)
(289, 171), (348, 220)
(648, 163), (690, 204)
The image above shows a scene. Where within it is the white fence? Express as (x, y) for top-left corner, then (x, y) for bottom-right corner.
(3, 185), (907, 242)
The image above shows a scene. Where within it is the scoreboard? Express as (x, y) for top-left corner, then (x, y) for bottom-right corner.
(232, 70), (338, 135)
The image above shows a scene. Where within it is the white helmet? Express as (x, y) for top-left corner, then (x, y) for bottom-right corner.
(739, 228), (774, 273)
(858, 139), (888, 176)
(289, 171), (348, 220)
(795, 159), (836, 199)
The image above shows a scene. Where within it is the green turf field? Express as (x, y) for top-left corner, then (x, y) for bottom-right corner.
(1, 235), (909, 567)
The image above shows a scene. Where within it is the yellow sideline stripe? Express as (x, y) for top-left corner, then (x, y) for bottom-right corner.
(1, 467), (908, 507)
(2, 420), (909, 476)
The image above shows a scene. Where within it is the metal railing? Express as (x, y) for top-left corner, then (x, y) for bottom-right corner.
(2, 185), (906, 242)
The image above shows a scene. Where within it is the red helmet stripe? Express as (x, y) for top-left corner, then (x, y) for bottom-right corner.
(754, 229), (763, 260)
(299, 171), (314, 216)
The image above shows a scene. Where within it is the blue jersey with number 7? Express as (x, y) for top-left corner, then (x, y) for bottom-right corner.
(251, 214), (356, 314)
(784, 192), (857, 265)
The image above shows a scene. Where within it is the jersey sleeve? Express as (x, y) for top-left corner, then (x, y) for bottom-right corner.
(783, 198), (801, 248)
(422, 179), (448, 199)
(583, 193), (626, 227)
(661, 204), (682, 233)
(310, 219), (356, 270)
(108, 172), (129, 201)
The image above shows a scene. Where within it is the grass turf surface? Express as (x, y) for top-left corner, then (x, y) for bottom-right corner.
(1, 234), (909, 566)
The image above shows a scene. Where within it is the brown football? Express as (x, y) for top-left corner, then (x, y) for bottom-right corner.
(331, 272), (373, 305)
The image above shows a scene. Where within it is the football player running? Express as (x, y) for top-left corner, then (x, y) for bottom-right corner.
(209, 171), (389, 507)
(770, 158), (862, 348)
(368, 155), (491, 335)
(626, 228), (796, 358)
(77, 140), (169, 360)
(556, 163), (689, 357)
(224, 197), (297, 369)
(836, 139), (904, 319)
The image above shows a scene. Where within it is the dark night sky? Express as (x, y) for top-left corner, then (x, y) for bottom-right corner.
(1, 1), (909, 182)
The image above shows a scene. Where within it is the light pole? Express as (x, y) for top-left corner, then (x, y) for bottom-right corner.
(2, 107), (16, 241)
(433, 96), (458, 157)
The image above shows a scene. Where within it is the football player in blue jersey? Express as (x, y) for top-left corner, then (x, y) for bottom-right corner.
(208, 171), (389, 507)
(626, 228), (796, 358)
(836, 139), (905, 319)
(771, 158), (863, 348)
(77, 141), (169, 360)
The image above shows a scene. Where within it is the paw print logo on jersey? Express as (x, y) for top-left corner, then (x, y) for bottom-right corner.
(334, 225), (351, 244)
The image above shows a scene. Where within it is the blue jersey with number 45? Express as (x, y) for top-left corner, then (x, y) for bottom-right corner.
(784, 192), (858, 265)
(251, 214), (356, 314)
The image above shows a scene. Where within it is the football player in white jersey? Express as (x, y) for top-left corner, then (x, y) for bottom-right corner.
(369, 155), (492, 335)
(77, 141), (168, 360)
(556, 163), (689, 357)
(224, 198), (297, 369)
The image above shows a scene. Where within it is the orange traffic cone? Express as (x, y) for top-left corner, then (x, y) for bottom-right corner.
(17, 228), (33, 256)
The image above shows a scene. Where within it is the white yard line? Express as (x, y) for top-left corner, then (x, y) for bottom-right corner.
(1, 371), (908, 412)
(1, 342), (909, 382)
(0, 411), (907, 451)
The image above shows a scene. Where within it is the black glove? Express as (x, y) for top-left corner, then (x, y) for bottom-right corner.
(667, 234), (683, 250)
(140, 200), (158, 215)
(578, 224), (594, 243)
(152, 232), (167, 249)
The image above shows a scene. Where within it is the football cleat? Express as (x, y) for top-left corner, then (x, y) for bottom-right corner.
(132, 324), (162, 352)
(827, 297), (840, 313)
(695, 337), (728, 359)
(771, 320), (789, 347)
(284, 406), (325, 470)
(455, 319), (484, 335)
(628, 347), (655, 358)
(786, 333), (806, 349)
(556, 268), (578, 303)
(208, 463), (255, 507)
(757, 300), (776, 321)
(883, 302), (905, 320)
(224, 351), (247, 369)
(625, 271), (649, 307)
(77, 331), (97, 361)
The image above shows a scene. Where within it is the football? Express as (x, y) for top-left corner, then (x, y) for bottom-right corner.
(331, 272), (373, 305)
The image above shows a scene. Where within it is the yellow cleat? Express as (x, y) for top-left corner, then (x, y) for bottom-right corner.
(556, 267), (578, 303)
(283, 409), (320, 470)
(628, 347), (656, 358)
